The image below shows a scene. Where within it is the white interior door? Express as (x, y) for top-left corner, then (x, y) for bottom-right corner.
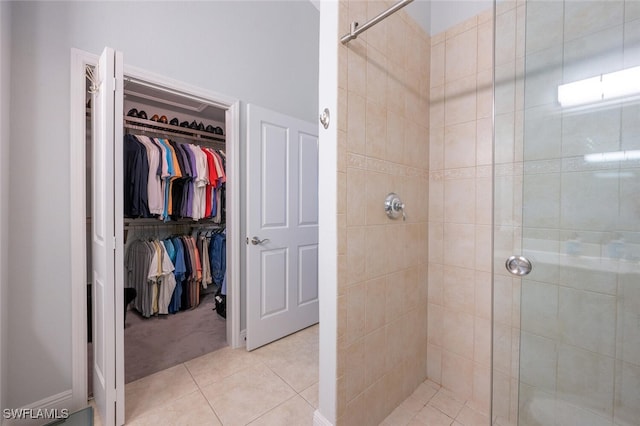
(246, 104), (319, 351)
(92, 46), (125, 426)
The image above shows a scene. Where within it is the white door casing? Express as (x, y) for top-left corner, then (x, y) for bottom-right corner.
(246, 104), (319, 351)
(316, 1), (339, 424)
(91, 46), (125, 426)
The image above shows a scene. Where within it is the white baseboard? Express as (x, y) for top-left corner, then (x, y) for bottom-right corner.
(3, 390), (79, 426)
(313, 409), (334, 426)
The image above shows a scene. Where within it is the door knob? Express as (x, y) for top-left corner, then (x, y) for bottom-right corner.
(319, 108), (330, 129)
(251, 236), (269, 245)
(505, 255), (532, 276)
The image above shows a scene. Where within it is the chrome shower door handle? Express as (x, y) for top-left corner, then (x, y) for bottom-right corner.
(505, 255), (532, 276)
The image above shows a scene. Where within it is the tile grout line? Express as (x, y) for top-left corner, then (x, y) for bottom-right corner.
(246, 393), (303, 425)
(263, 357), (307, 396)
(401, 382), (483, 425)
(126, 327), (319, 425)
(383, 379), (491, 425)
(183, 359), (225, 425)
(124, 363), (199, 423)
(241, 358), (314, 425)
(185, 348), (312, 425)
(298, 381), (320, 408)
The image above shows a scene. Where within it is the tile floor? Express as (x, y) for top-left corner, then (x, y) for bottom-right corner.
(91, 324), (489, 425)
(381, 382), (490, 426)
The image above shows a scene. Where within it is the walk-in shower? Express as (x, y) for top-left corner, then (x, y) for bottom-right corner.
(332, 0), (639, 424)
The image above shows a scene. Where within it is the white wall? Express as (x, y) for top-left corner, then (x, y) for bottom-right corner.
(406, 0), (432, 35)
(430, 1), (492, 35)
(6, 0), (318, 409)
(404, 0), (492, 36)
(0, 1), (11, 420)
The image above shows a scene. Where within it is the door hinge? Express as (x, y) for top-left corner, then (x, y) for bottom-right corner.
(113, 77), (118, 92)
(113, 236), (117, 249)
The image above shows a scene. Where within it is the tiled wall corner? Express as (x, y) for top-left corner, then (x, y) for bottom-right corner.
(336, 0), (430, 424)
(427, 10), (495, 416)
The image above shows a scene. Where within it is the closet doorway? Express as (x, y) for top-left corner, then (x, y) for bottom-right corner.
(72, 46), (319, 426)
(94, 80), (229, 384)
(71, 47), (241, 426)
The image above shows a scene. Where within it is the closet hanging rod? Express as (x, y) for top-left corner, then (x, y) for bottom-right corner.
(340, 0), (414, 44)
(124, 224), (224, 231)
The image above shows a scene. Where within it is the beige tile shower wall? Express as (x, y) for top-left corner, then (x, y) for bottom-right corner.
(427, 7), (496, 416)
(336, 1), (431, 424)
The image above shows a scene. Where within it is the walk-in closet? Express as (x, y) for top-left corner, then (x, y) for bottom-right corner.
(86, 73), (230, 391)
(81, 46), (315, 426)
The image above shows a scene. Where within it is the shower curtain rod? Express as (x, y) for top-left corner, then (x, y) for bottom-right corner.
(340, 0), (415, 44)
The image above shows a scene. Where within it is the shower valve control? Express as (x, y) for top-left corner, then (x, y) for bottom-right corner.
(385, 193), (406, 221)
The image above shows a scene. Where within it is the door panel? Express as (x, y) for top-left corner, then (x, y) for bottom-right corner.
(247, 104), (319, 351)
(92, 46), (124, 426)
(262, 124), (289, 228)
(298, 244), (318, 305)
(261, 248), (288, 317)
(298, 133), (319, 226)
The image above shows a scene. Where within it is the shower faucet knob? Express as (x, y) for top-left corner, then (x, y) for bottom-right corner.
(385, 193), (406, 221)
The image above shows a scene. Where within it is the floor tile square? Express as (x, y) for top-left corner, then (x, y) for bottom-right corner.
(200, 363), (296, 426)
(125, 364), (198, 420)
(428, 388), (466, 419)
(381, 402), (419, 425)
(125, 390), (221, 426)
(411, 405), (455, 426)
(185, 346), (261, 388)
(456, 404), (489, 425)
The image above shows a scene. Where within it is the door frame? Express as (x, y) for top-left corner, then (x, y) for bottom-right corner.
(69, 48), (242, 407)
(315, 1), (339, 425)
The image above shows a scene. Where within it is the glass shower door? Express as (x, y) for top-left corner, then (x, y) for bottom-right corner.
(492, 1), (640, 425)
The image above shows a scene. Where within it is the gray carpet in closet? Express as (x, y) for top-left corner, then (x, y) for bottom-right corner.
(88, 291), (227, 393)
(124, 291), (227, 383)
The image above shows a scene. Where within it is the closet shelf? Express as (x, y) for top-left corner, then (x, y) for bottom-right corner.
(86, 108), (226, 145)
(124, 218), (224, 228)
(87, 217), (224, 229)
(122, 219), (224, 244)
(124, 115), (225, 145)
